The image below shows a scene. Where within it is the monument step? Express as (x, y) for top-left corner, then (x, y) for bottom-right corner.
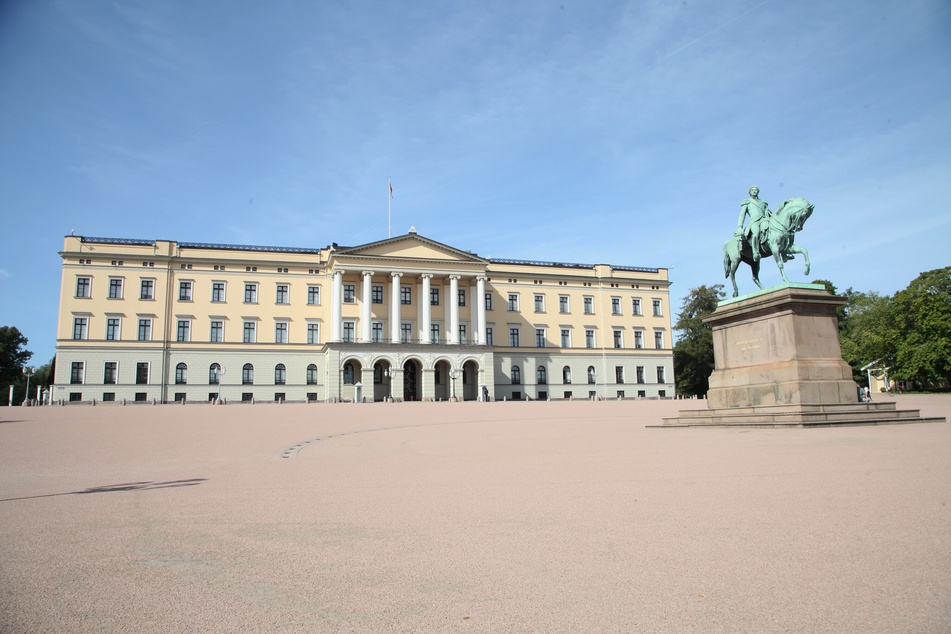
(660, 402), (944, 427)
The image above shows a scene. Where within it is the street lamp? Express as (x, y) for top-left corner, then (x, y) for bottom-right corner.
(217, 367), (226, 404)
(22, 366), (34, 406)
(449, 369), (458, 401)
(384, 367), (393, 401)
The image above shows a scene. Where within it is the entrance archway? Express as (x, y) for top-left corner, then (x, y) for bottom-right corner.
(462, 360), (479, 401)
(403, 359), (421, 401)
(373, 360), (392, 402)
(434, 359), (451, 401)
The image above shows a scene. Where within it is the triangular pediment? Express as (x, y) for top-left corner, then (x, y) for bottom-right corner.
(332, 233), (486, 265)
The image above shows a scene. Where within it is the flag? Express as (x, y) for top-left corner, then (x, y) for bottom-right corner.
(389, 180), (393, 198)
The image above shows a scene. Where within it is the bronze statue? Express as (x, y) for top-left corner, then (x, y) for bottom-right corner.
(723, 189), (814, 297)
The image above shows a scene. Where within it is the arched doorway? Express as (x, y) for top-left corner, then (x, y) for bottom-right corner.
(403, 359), (421, 401)
(373, 360), (392, 402)
(434, 359), (451, 401)
(462, 360), (479, 401)
(342, 359), (362, 402)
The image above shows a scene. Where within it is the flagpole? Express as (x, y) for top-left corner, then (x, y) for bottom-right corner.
(388, 178), (392, 238)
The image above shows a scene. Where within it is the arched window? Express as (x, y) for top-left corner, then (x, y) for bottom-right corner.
(511, 365), (521, 385)
(275, 363), (286, 385)
(306, 364), (318, 385)
(209, 363), (221, 384)
(175, 362), (187, 385)
(563, 366), (571, 384)
(587, 366), (596, 384)
(537, 365), (547, 385)
(242, 363), (254, 385)
(343, 362), (354, 385)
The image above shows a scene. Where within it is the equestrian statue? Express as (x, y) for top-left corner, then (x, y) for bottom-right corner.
(723, 186), (814, 297)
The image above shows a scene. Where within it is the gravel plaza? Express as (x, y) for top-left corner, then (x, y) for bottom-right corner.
(1, 396), (949, 633)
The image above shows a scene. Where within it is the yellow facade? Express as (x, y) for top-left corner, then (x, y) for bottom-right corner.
(54, 231), (674, 403)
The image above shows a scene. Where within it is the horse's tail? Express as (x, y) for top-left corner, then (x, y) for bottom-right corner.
(723, 241), (733, 278)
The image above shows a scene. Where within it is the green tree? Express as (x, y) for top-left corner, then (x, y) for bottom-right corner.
(0, 326), (34, 404)
(673, 284), (724, 397)
(837, 290), (897, 384)
(891, 266), (951, 386)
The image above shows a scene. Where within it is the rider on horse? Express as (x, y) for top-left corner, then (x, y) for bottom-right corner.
(735, 186), (769, 261)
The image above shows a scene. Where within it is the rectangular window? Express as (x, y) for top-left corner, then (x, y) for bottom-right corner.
(342, 321), (355, 343)
(307, 286), (320, 305)
(657, 366), (666, 384)
(534, 294), (545, 312)
(561, 329), (571, 348)
(430, 287), (440, 306)
(632, 298), (642, 316)
(372, 322), (384, 343)
(583, 297), (594, 314)
(177, 320), (190, 342)
(485, 327), (494, 346)
(210, 320), (223, 343)
(179, 281), (192, 301)
(275, 322), (288, 343)
(140, 279), (154, 300)
(307, 323), (320, 344)
(72, 317), (87, 340)
(276, 284), (289, 304)
(431, 323), (441, 343)
(212, 282), (226, 302)
(636, 366), (645, 384)
(585, 329), (596, 349)
(613, 330), (623, 349)
(634, 330), (644, 349)
(103, 362), (117, 385)
(70, 361), (84, 384)
(135, 362), (149, 385)
(652, 299), (663, 317)
(106, 318), (120, 341)
(245, 283), (258, 303)
(508, 293), (519, 311)
(559, 295), (569, 313)
(535, 328), (546, 348)
(76, 277), (91, 298)
(611, 297), (621, 315)
(458, 289), (466, 307)
(401, 322), (413, 343)
(655, 331), (664, 349)
(509, 327), (520, 347)
(108, 278), (123, 299)
(485, 293), (493, 311)
(459, 324), (467, 343)
(372, 285), (384, 304)
(243, 321), (256, 343)
(616, 366), (624, 384)
(137, 319), (151, 341)
(343, 284), (355, 303)
(400, 286), (412, 305)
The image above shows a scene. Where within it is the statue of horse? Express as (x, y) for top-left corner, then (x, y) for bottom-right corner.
(722, 197), (814, 297)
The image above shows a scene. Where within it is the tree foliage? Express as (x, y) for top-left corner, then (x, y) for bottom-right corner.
(0, 326), (33, 389)
(673, 284), (724, 397)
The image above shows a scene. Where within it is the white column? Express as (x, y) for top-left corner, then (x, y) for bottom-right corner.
(390, 272), (402, 343)
(360, 271), (373, 343)
(331, 269), (345, 342)
(421, 274), (433, 344)
(449, 275), (460, 344)
(476, 276), (487, 345)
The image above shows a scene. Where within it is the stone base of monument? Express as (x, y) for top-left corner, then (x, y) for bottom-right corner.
(662, 283), (945, 428)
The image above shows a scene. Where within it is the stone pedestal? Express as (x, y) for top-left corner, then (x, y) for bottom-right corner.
(663, 284), (944, 427)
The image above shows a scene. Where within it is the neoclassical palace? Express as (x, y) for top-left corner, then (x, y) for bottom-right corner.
(53, 230), (674, 403)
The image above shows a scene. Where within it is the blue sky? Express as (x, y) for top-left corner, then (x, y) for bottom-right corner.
(1, 0), (949, 365)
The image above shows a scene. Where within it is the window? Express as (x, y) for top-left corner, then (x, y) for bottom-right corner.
(275, 322), (288, 343)
(563, 366), (571, 384)
(509, 327), (520, 347)
(137, 318), (151, 341)
(307, 323), (320, 344)
(634, 330), (644, 349)
(652, 299), (663, 317)
(401, 322), (413, 343)
(212, 282), (226, 302)
(342, 321), (355, 343)
(136, 362), (149, 385)
(275, 364), (286, 385)
(611, 297), (621, 315)
(276, 284), (289, 304)
(140, 279), (154, 300)
(179, 281), (192, 301)
(400, 286), (412, 305)
(458, 290), (466, 307)
(535, 328), (546, 348)
(537, 365), (547, 385)
(103, 362), (117, 385)
(242, 363), (254, 385)
(177, 320), (190, 342)
(244, 283), (258, 303)
(242, 392), (253, 402)
(209, 363), (221, 384)
(616, 366), (624, 384)
(561, 329), (571, 348)
(243, 321), (256, 343)
(372, 322), (384, 343)
(72, 317), (87, 340)
(485, 327), (493, 346)
(210, 320), (223, 343)
(534, 294), (545, 312)
(430, 287), (440, 306)
(585, 329), (596, 349)
(76, 276), (91, 298)
(307, 286), (321, 305)
(654, 331), (664, 349)
(511, 365), (521, 385)
(485, 293), (493, 310)
(70, 361), (84, 384)
(175, 363), (188, 385)
(507, 293), (519, 311)
(431, 323), (441, 344)
(583, 296), (594, 314)
(343, 362), (354, 385)
(343, 284), (355, 303)
(613, 330), (623, 349)
(636, 366), (645, 384)
(372, 285), (384, 304)
(559, 295), (569, 314)
(657, 366), (666, 384)
(106, 318), (120, 341)
(459, 324), (467, 343)
(587, 366), (596, 385)
(632, 298), (642, 316)
(307, 364), (318, 385)
(108, 278), (123, 299)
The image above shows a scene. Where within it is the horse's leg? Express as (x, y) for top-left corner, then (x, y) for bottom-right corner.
(751, 257), (763, 289)
(773, 249), (789, 283)
(787, 244), (810, 276)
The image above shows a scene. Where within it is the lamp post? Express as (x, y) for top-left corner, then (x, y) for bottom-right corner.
(449, 369), (458, 401)
(218, 367), (226, 404)
(384, 367), (392, 401)
(22, 366), (34, 406)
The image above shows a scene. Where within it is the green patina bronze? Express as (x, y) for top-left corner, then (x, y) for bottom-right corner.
(723, 187), (814, 297)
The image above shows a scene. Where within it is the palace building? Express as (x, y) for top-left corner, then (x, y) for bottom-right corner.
(53, 230), (674, 403)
